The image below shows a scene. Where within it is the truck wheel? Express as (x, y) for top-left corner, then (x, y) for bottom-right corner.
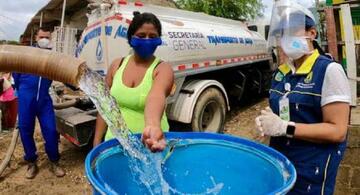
(192, 88), (226, 133)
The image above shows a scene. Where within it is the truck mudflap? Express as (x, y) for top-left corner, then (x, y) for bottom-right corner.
(55, 107), (96, 147)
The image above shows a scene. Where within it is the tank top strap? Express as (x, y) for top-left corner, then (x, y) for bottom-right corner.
(149, 57), (161, 71)
(116, 55), (161, 84)
(144, 57), (161, 79)
(118, 55), (132, 73)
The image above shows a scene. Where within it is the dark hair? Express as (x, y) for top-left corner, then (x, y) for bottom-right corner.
(304, 16), (326, 56)
(37, 26), (52, 34)
(127, 12), (162, 44)
(0, 78), (3, 94)
(312, 40), (326, 56)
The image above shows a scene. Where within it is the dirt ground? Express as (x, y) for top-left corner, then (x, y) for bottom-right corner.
(0, 98), (268, 195)
(224, 98), (269, 144)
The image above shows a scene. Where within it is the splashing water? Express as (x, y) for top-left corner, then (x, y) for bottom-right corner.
(79, 67), (166, 194)
(79, 68), (144, 160)
(79, 67), (223, 195)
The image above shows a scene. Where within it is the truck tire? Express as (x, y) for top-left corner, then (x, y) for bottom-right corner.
(191, 88), (226, 133)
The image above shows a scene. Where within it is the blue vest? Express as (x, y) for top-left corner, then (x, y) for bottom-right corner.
(269, 51), (346, 194)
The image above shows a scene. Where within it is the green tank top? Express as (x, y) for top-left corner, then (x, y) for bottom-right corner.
(105, 55), (169, 140)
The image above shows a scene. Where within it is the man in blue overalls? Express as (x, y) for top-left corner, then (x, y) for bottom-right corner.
(255, 1), (351, 194)
(13, 27), (65, 179)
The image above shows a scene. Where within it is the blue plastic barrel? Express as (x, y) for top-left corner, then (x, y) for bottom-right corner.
(85, 132), (296, 194)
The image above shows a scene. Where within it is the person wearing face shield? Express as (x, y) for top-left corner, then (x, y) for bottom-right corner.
(93, 12), (174, 153)
(255, 1), (351, 194)
(12, 27), (65, 179)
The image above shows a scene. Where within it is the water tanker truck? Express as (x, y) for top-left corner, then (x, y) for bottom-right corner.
(54, 1), (275, 147)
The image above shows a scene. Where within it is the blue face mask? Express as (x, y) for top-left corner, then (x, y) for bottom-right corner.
(130, 37), (162, 59)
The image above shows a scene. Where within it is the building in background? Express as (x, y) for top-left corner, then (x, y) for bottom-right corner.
(22, 0), (177, 56)
(22, 0), (88, 55)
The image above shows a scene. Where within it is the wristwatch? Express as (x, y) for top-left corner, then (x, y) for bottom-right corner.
(286, 122), (296, 138)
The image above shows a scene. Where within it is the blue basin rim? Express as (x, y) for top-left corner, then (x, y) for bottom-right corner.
(85, 132), (297, 194)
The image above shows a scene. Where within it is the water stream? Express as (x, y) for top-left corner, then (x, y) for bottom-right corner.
(79, 67), (222, 195)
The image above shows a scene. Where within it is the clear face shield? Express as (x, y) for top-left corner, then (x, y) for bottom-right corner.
(267, 0), (311, 63)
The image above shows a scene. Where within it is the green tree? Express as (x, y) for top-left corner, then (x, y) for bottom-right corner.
(314, 1), (326, 42)
(175, 0), (264, 21)
(0, 40), (19, 45)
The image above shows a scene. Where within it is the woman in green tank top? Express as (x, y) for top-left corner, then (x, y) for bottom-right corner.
(93, 12), (174, 152)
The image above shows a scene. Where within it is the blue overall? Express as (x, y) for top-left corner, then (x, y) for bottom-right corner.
(269, 50), (346, 194)
(12, 72), (59, 163)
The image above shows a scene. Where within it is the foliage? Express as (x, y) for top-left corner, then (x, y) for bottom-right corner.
(315, 1), (326, 42)
(0, 40), (19, 45)
(175, 0), (264, 21)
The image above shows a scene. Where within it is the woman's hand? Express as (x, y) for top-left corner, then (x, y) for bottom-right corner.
(141, 125), (166, 152)
(255, 107), (289, 137)
(143, 62), (173, 152)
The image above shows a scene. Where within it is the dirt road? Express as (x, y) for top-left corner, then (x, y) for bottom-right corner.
(0, 98), (268, 194)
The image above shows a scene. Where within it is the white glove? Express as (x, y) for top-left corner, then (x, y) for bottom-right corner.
(255, 107), (289, 137)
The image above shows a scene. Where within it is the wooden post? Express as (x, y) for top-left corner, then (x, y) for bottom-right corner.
(341, 4), (357, 106)
(30, 28), (34, 46)
(40, 12), (43, 28)
(325, 7), (339, 61)
(61, 0), (67, 28)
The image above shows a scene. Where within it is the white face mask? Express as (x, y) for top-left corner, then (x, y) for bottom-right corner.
(37, 38), (51, 49)
(280, 36), (311, 60)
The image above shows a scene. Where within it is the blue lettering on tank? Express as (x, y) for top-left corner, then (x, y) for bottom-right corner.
(114, 25), (128, 39)
(105, 26), (113, 36)
(207, 35), (252, 45)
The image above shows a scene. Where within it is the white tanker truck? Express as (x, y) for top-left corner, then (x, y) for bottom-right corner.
(54, 1), (275, 147)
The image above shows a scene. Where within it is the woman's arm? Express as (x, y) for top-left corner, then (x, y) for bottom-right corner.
(256, 102), (350, 144)
(93, 58), (122, 147)
(142, 62), (174, 152)
(93, 114), (108, 146)
(295, 63), (351, 143)
(256, 62), (351, 144)
(294, 102), (350, 143)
